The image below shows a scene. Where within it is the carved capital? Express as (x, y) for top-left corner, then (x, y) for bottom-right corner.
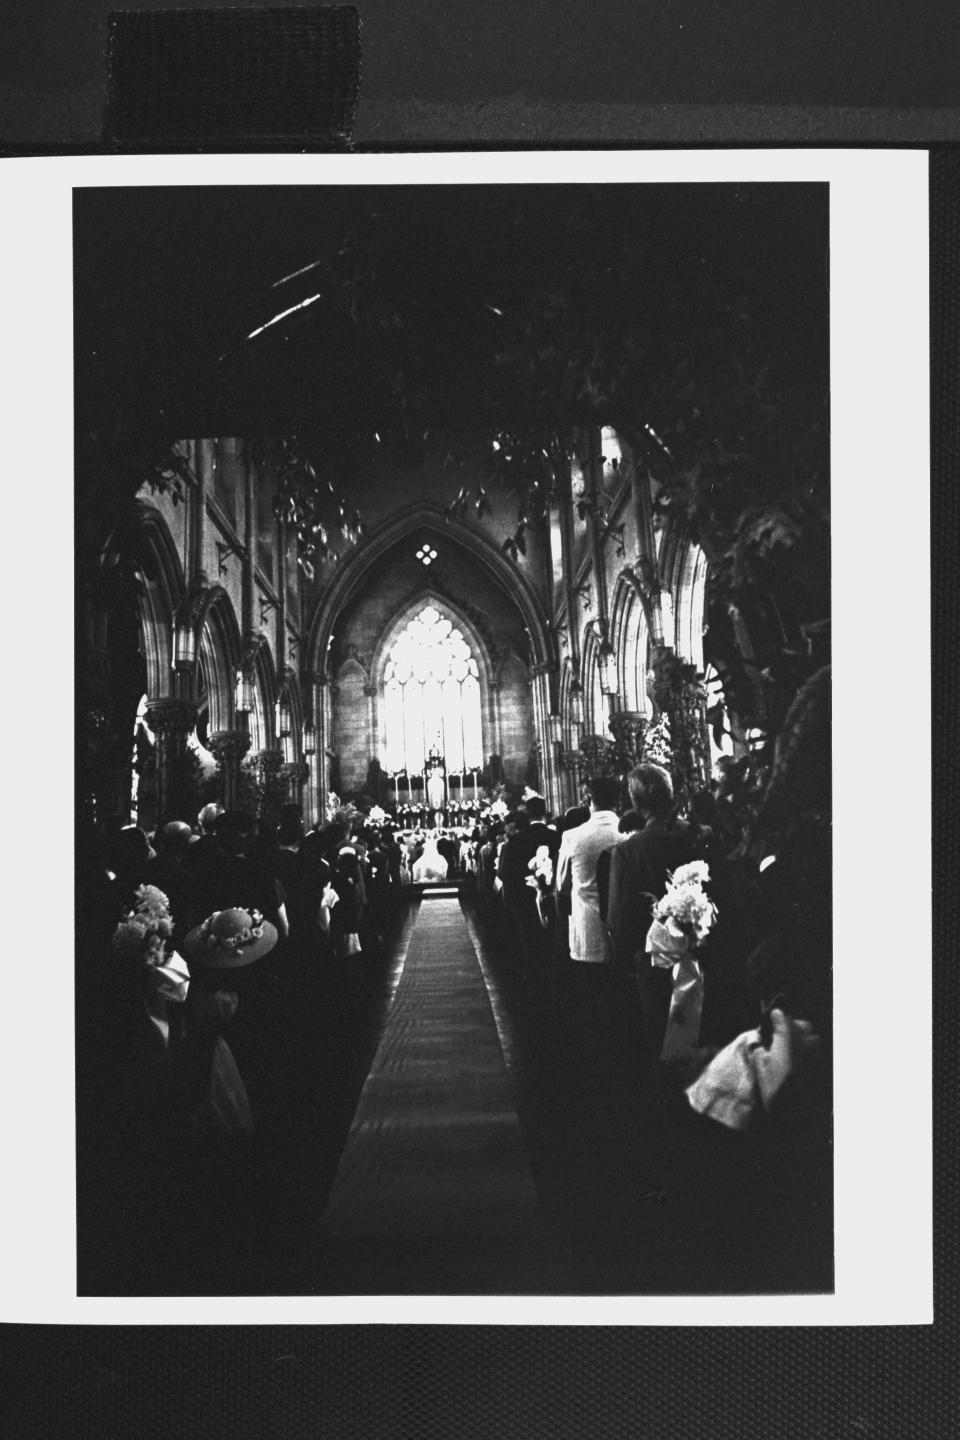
(578, 732), (618, 779)
(648, 650), (710, 797)
(609, 709), (649, 768)
(248, 747), (285, 776)
(208, 729), (252, 767)
(281, 759), (309, 777)
(146, 698), (198, 738)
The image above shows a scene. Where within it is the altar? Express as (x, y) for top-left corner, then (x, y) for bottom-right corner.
(385, 739), (483, 830)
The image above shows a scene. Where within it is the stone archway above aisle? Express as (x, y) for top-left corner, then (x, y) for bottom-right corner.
(129, 500), (188, 700)
(306, 499), (552, 679)
(195, 585), (243, 734)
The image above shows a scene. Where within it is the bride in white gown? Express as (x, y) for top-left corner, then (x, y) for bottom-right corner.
(412, 831), (449, 883)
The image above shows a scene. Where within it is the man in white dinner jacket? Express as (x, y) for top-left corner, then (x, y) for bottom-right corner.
(556, 773), (624, 966)
(553, 773), (627, 1176)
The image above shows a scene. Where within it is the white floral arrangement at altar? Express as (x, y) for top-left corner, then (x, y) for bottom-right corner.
(646, 861), (717, 1066)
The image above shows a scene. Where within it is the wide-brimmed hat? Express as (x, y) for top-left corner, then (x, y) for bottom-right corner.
(182, 907), (278, 969)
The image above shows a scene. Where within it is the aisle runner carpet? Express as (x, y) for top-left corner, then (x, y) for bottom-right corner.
(322, 898), (540, 1236)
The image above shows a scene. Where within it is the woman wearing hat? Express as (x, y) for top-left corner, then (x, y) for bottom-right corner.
(182, 906), (278, 1136)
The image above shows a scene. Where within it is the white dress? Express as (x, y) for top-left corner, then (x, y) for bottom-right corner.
(413, 841), (448, 883)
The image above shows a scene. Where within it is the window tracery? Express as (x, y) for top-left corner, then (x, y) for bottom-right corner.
(383, 604), (482, 773)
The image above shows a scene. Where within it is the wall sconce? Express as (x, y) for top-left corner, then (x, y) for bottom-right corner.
(173, 616), (196, 670)
(277, 698), (292, 737)
(598, 641), (618, 697)
(549, 712), (563, 745)
(303, 720), (316, 756)
(235, 671), (254, 714)
(568, 678), (584, 727)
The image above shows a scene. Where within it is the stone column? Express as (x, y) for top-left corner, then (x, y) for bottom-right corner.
(282, 760), (309, 806)
(190, 438), (209, 587)
(488, 679), (503, 765)
(208, 728), (251, 811)
(559, 749), (584, 808)
(146, 698), (199, 825)
(531, 661), (561, 813)
(650, 648), (711, 801)
(320, 679), (337, 811)
(243, 747), (286, 823)
(364, 681), (378, 787)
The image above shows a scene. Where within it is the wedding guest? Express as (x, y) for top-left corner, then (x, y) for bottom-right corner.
(110, 824), (155, 918)
(216, 811), (289, 940)
(185, 803), (228, 922)
(142, 820), (198, 945)
(606, 763), (698, 1057)
(556, 774), (623, 969)
(329, 846), (366, 958)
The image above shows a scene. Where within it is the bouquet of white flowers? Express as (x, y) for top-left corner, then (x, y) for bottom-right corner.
(112, 884), (174, 966)
(525, 844), (555, 929)
(646, 861), (717, 1066)
(111, 885), (190, 1010)
(525, 845), (554, 893)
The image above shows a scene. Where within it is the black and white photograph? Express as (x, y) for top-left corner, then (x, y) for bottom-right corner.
(0, 150), (926, 1335)
(68, 171), (842, 1301)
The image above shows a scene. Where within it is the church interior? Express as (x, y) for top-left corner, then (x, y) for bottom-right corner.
(75, 182), (832, 1296)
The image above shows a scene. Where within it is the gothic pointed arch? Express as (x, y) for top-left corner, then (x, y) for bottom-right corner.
(277, 665), (303, 763)
(580, 624), (609, 740)
(609, 573), (651, 716)
(307, 498), (551, 677)
(128, 500), (187, 698)
(248, 639), (278, 753)
(196, 585), (243, 733)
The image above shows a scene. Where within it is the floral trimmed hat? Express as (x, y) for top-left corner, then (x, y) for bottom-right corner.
(182, 907), (278, 970)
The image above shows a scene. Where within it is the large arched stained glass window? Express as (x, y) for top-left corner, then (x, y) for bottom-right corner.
(383, 605), (483, 774)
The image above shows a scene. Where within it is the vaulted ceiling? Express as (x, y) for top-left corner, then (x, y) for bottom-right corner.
(74, 182), (829, 450)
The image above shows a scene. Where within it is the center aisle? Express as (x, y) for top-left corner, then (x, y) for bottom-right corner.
(322, 896), (541, 1241)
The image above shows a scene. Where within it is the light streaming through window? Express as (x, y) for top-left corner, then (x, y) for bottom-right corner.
(384, 605), (482, 774)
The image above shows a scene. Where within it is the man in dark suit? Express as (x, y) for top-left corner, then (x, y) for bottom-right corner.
(606, 763), (698, 1059)
(524, 794), (560, 866)
(142, 820), (198, 945)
